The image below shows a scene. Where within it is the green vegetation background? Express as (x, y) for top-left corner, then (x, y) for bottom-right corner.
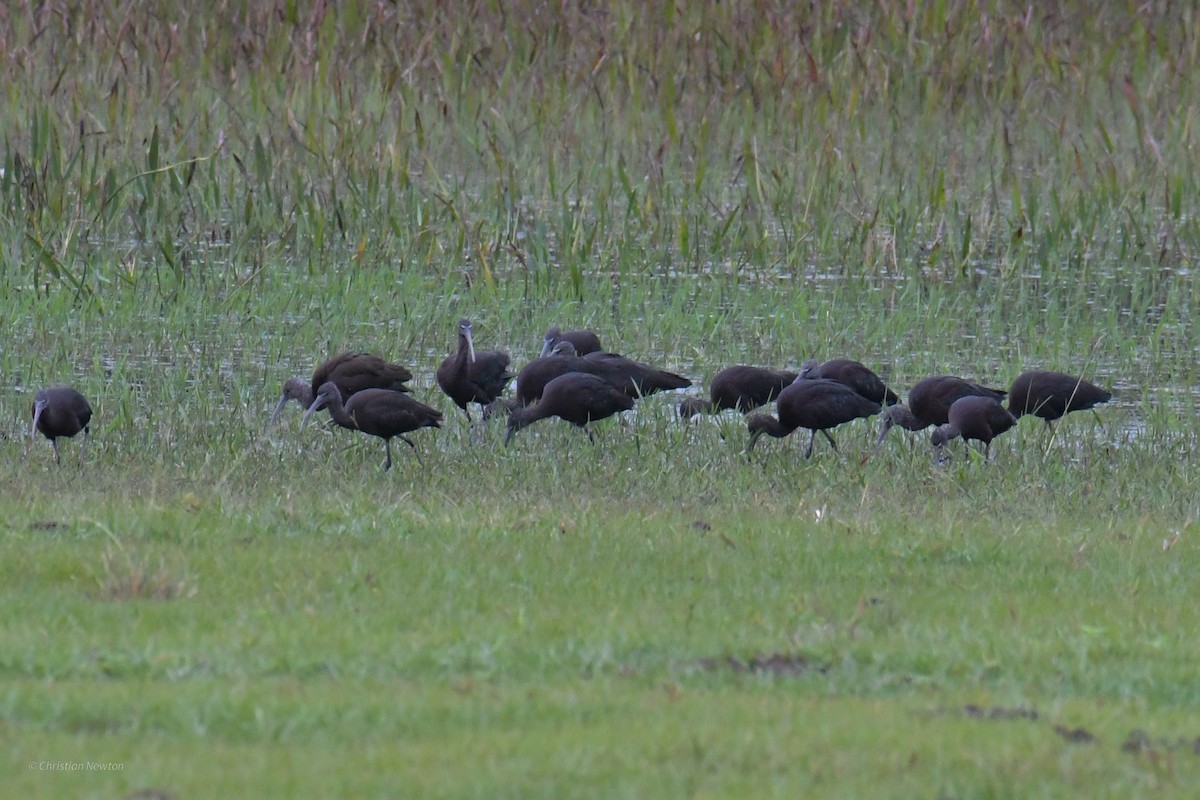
(2, 2), (1198, 797)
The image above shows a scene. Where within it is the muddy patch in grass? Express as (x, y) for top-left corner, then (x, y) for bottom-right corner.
(1053, 724), (1097, 744)
(694, 652), (825, 677)
(1122, 729), (1200, 755)
(962, 704), (1040, 721)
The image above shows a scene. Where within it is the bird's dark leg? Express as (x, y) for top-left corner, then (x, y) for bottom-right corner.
(584, 426), (596, 444)
(822, 429), (839, 451)
(466, 409), (482, 446)
(804, 429), (817, 458)
(1040, 418), (1059, 457)
(52, 439), (62, 465)
(383, 440), (393, 471)
(399, 435), (424, 466)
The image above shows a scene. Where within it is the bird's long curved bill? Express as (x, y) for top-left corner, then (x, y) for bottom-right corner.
(30, 400), (46, 441)
(300, 395), (328, 431)
(874, 416), (893, 446)
(268, 393), (290, 429)
(538, 337), (553, 358)
(746, 430), (763, 453)
(466, 328), (477, 363)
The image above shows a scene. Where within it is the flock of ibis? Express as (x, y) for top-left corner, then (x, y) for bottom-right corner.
(27, 319), (1114, 470)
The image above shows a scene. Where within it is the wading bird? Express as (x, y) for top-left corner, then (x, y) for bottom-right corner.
(678, 365), (800, 419)
(302, 382), (442, 470)
(505, 372), (635, 444)
(272, 352), (412, 427)
(539, 326), (603, 358)
(878, 375), (1007, 443)
(30, 386), (93, 465)
(931, 395), (1018, 460)
(513, 341), (689, 406)
(1006, 370), (1112, 425)
(747, 378), (881, 457)
(799, 358), (898, 406)
(436, 318), (514, 422)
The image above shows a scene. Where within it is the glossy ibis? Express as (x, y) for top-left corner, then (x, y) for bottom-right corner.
(931, 396), (1018, 460)
(747, 378), (881, 457)
(272, 352), (412, 427)
(878, 375), (1007, 443)
(30, 386), (93, 464)
(505, 372), (635, 444)
(436, 318), (514, 422)
(539, 326), (603, 358)
(513, 341), (690, 406)
(302, 381), (442, 470)
(1007, 370), (1112, 424)
(572, 343), (692, 397)
(799, 358), (898, 406)
(678, 365), (800, 419)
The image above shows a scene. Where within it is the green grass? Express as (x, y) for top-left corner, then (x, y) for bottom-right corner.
(3, 1), (1200, 797)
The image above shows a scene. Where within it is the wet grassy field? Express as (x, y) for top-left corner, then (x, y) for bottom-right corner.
(3, 2), (1199, 797)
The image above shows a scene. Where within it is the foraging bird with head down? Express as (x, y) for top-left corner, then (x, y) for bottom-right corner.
(878, 375), (1007, 444)
(679, 365), (800, 419)
(505, 372), (635, 445)
(271, 352), (412, 428)
(931, 395), (1018, 460)
(513, 340), (690, 407)
(302, 382), (442, 470)
(747, 378), (881, 458)
(30, 386), (93, 464)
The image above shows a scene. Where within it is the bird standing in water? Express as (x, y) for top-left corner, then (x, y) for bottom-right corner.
(799, 358), (899, 406)
(303, 382), (442, 470)
(931, 395), (1018, 461)
(539, 326), (603, 358)
(30, 386), (93, 464)
(505, 372), (635, 445)
(678, 365), (799, 419)
(878, 375), (1007, 444)
(437, 318), (514, 423)
(1006, 370), (1112, 425)
(271, 352), (412, 428)
(747, 378), (881, 458)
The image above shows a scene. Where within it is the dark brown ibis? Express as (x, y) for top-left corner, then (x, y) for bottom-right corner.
(436, 318), (514, 422)
(678, 365), (800, 419)
(505, 372), (635, 445)
(799, 358), (898, 406)
(302, 381), (442, 470)
(539, 326), (603, 358)
(513, 341), (690, 406)
(30, 386), (93, 464)
(878, 375), (1007, 444)
(931, 396), (1018, 459)
(747, 378), (881, 457)
(1006, 370), (1112, 425)
(272, 352), (412, 427)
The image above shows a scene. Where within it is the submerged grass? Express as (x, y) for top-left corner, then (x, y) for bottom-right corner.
(3, 1), (1200, 797)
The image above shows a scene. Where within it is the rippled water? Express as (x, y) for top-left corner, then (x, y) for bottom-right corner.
(4, 252), (1193, 451)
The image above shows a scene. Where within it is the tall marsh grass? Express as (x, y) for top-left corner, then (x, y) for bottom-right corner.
(2, 1), (1196, 300)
